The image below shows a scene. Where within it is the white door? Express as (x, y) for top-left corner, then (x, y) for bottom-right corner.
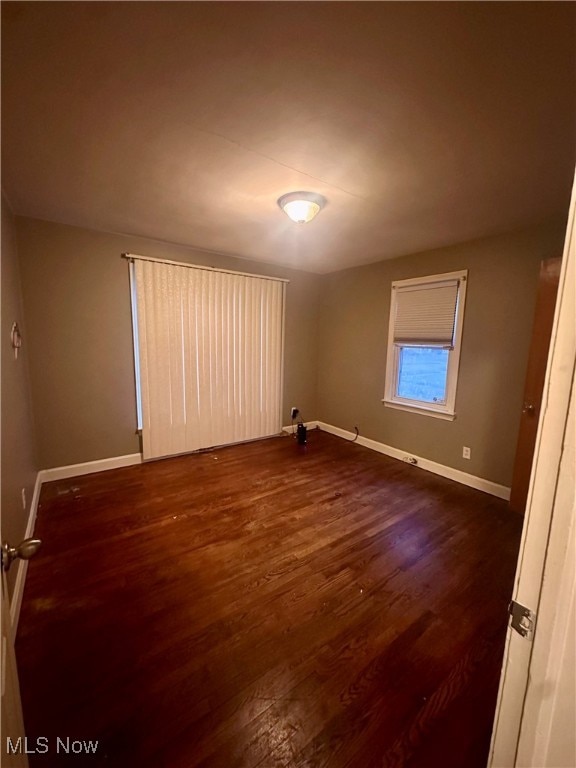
(489, 172), (575, 767)
(1, 570), (28, 768)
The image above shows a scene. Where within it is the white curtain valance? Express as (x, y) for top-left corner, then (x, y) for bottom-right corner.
(124, 252), (289, 283)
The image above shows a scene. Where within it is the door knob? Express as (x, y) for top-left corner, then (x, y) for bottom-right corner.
(522, 403), (535, 414)
(1, 538), (42, 572)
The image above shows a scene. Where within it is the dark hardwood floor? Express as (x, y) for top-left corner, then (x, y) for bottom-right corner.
(16, 430), (522, 767)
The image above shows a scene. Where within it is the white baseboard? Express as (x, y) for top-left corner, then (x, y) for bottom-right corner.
(10, 471), (43, 632)
(282, 421), (319, 434)
(316, 421), (511, 500)
(39, 453), (142, 483)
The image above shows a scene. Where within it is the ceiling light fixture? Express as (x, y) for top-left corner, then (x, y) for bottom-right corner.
(278, 191), (326, 224)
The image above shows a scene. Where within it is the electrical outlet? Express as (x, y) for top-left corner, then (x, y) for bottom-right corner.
(21, 488), (26, 510)
(291, 407), (299, 420)
(463, 446), (471, 460)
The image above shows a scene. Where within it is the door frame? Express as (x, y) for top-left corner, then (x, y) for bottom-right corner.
(489, 171), (575, 766)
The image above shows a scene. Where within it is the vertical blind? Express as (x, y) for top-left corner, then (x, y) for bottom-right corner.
(131, 257), (286, 460)
(393, 279), (460, 346)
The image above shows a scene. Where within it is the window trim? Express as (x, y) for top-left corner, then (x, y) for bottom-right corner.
(383, 270), (467, 419)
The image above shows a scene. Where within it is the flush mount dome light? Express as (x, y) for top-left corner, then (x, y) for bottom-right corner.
(278, 191), (326, 223)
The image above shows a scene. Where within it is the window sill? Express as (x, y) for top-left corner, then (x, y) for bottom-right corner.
(382, 399), (456, 421)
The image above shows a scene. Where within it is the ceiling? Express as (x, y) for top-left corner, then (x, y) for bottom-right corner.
(2, 2), (575, 274)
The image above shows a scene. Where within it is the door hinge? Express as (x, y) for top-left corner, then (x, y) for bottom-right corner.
(509, 599), (535, 639)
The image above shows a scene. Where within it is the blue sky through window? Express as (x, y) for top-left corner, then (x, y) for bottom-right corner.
(397, 347), (449, 403)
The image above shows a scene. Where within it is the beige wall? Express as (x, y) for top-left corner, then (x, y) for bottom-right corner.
(13, 214), (566, 487)
(317, 223), (566, 487)
(16, 217), (321, 469)
(1, 198), (38, 596)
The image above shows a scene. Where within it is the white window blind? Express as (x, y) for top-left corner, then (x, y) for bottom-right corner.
(393, 280), (459, 346)
(131, 257), (286, 460)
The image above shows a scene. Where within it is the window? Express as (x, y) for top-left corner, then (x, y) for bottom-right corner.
(383, 270), (467, 420)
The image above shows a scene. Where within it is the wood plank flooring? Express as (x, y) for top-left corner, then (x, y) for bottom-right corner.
(16, 430), (522, 767)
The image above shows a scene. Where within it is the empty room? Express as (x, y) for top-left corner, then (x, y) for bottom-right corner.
(1, 3), (575, 768)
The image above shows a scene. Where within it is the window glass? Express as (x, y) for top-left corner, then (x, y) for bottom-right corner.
(397, 346), (450, 403)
